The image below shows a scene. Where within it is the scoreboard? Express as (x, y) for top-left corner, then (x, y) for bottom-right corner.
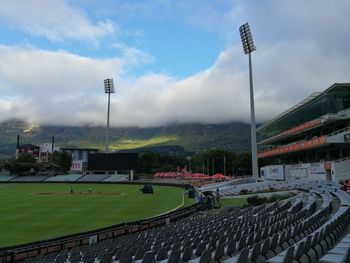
(88, 153), (139, 171)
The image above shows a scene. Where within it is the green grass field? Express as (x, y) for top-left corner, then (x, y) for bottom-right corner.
(0, 183), (195, 248)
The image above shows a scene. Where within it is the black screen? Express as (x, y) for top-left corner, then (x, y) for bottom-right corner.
(88, 153), (139, 170)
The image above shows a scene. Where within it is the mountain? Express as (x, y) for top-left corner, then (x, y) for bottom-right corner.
(0, 120), (252, 158)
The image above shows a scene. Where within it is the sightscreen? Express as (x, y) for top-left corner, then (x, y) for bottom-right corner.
(88, 153), (139, 171)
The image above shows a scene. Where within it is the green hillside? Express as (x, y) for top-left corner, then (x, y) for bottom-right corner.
(0, 120), (252, 157)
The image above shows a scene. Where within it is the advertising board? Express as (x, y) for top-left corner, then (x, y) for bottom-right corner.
(260, 165), (285, 180)
(70, 160), (83, 172)
(309, 163), (326, 180)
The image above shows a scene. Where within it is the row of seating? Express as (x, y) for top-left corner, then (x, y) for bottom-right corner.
(0, 174), (15, 182)
(0, 174), (129, 183)
(268, 205), (350, 262)
(164, 183), (348, 263)
(20, 179), (350, 263)
(45, 174), (84, 182)
(319, 233), (350, 262)
(22, 189), (316, 263)
(203, 179), (340, 198)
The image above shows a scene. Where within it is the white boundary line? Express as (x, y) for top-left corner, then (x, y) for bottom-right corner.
(147, 190), (185, 218)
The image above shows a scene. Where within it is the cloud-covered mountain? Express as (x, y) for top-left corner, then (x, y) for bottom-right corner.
(0, 120), (251, 157)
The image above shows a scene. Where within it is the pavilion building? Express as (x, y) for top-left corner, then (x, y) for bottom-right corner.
(258, 83), (350, 183)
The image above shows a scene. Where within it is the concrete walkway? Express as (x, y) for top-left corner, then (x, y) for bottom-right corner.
(221, 190), (299, 199)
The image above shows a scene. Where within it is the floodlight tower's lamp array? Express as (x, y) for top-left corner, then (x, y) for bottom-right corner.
(239, 23), (259, 180)
(104, 78), (115, 152)
(104, 78), (115, 94)
(239, 23), (256, 54)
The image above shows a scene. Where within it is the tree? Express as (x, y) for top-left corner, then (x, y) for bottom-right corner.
(137, 151), (188, 174)
(17, 153), (36, 163)
(51, 152), (72, 172)
(234, 151), (252, 176)
(4, 153), (38, 175)
(138, 151), (160, 173)
(191, 149), (236, 175)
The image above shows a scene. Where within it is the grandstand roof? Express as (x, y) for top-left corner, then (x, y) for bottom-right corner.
(258, 83), (350, 137)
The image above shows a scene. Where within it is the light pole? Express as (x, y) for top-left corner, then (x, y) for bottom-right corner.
(223, 154), (226, 176)
(186, 156), (191, 173)
(104, 78), (115, 152)
(239, 22), (258, 180)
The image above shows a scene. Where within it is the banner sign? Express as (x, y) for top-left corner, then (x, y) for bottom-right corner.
(309, 163), (326, 180)
(282, 119), (321, 136)
(260, 165), (284, 180)
(258, 136), (327, 158)
(287, 163), (326, 180)
(70, 160), (83, 171)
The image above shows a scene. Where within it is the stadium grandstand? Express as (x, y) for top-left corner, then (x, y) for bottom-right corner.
(258, 83), (350, 185)
(1, 179), (349, 263)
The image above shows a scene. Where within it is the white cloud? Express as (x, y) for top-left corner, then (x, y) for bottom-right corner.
(0, 45), (123, 123)
(0, 0), (116, 42)
(112, 43), (154, 66)
(1, 41), (349, 127)
(109, 43), (350, 127)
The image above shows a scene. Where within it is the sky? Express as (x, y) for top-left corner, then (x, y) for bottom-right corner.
(0, 0), (349, 127)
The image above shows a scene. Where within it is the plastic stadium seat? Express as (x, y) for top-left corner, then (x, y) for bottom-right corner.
(182, 246), (193, 262)
(246, 232), (254, 247)
(299, 235), (312, 263)
(237, 235), (247, 251)
(194, 242), (206, 258)
(268, 246), (294, 263)
(319, 246), (350, 263)
(119, 251), (132, 263)
(134, 248), (146, 261)
(235, 247), (249, 263)
(199, 249), (212, 263)
(293, 241), (305, 262)
(249, 241), (261, 262)
(172, 242), (181, 251)
(225, 240), (236, 256)
(214, 243), (225, 262)
(256, 237), (270, 263)
(274, 231), (286, 254)
(156, 247), (168, 261)
(83, 254), (94, 263)
(100, 253), (112, 263)
(266, 235), (278, 258)
(167, 249), (181, 263)
(141, 251), (155, 263)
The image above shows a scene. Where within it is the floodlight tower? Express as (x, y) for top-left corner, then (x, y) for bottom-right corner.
(239, 22), (258, 180)
(104, 78), (115, 152)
